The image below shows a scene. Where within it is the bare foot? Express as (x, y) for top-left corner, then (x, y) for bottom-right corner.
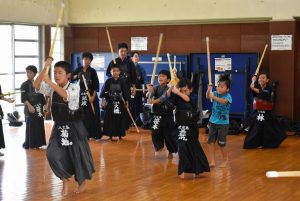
(62, 179), (69, 196)
(155, 148), (163, 155)
(209, 162), (215, 168)
(168, 152), (173, 159)
(75, 181), (86, 194)
(179, 173), (185, 179)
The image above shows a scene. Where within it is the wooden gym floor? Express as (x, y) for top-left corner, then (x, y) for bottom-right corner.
(0, 122), (300, 201)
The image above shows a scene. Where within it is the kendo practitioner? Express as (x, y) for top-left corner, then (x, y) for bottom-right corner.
(72, 52), (102, 140)
(131, 51), (146, 126)
(106, 43), (137, 128)
(34, 58), (95, 195)
(0, 84), (15, 156)
(243, 71), (287, 149)
(100, 64), (130, 141)
(167, 78), (210, 179)
(147, 70), (177, 159)
(21, 65), (47, 149)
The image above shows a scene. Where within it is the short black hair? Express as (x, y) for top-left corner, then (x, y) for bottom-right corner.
(111, 63), (120, 69)
(54, 61), (71, 74)
(218, 74), (231, 89)
(118, 43), (128, 50)
(177, 78), (192, 89)
(131, 51), (139, 57)
(158, 70), (171, 80)
(259, 70), (269, 79)
(82, 52), (93, 61)
(25, 65), (37, 74)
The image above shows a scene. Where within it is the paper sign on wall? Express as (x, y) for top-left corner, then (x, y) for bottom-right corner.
(271, 35), (292, 50)
(215, 58), (232, 71)
(92, 54), (105, 69)
(131, 37), (147, 51)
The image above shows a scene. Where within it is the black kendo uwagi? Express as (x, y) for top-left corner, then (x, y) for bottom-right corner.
(101, 64), (130, 141)
(147, 70), (177, 159)
(21, 65), (47, 149)
(72, 52), (102, 140)
(106, 43), (137, 129)
(243, 71), (287, 149)
(167, 78), (210, 179)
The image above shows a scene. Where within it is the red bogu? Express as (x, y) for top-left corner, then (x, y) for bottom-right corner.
(253, 98), (273, 111)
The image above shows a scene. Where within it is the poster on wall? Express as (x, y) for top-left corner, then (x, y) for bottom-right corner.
(271, 35), (292, 50)
(215, 57), (232, 71)
(131, 37), (147, 51)
(92, 54), (105, 70)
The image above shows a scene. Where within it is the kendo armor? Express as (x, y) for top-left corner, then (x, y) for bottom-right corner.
(108, 82), (123, 102)
(119, 64), (128, 79)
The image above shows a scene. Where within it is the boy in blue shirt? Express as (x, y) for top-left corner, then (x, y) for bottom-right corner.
(206, 74), (232, 168)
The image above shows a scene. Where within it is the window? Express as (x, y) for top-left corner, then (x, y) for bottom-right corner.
(0, 25), (13, 117)
(13, 25), (40, 121)
(0, 24), (42, 122)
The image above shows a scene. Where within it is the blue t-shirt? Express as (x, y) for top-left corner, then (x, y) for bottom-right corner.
(209, 91), (232, 125)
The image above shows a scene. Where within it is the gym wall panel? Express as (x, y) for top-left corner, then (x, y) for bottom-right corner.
(201, 24), (241, 52)
(72, 27), (99, 51)
(294, 21), (300, 121)
(240, 23), (269, 35)
(98, 27), (131, 52)
(269, 21), (296, 119)
(165, 25), (202, 54)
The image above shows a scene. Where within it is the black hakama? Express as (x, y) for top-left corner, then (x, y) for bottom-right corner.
(243, 110), (287, 148)
(170, 92), (209, 175)
(243, 84), (287, 149)
(39, 81), (95, 184)
(107, 57), (137, 129)
(151, 114), (177, 153)
(175, 124), (210, 175)
(72, 66), (102, 139)
(23, 115), (46, 149)
(0, 118), (5, 149)
(47, 120), (95, 184)
(150, 85), (177, 153)
(21, 80), (47, 149)
(80, 90), (102, 139)
(0, 86), (5, 149)
(102, 101), (127, 138)
(100, 77), (130, 138)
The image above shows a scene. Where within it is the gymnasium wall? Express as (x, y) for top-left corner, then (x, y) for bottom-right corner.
(296, 22), (300, 121)
(68, 0), (300, 25)
(0, 0), (68, 25)
(63, 21), (299, 120)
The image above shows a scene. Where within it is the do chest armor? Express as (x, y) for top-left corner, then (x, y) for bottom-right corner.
(108, 82), (122, 101)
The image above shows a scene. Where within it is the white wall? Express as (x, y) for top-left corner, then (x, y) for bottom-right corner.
(1, 0), (299, 25)
(68, 0), (300, 25)
(0, 0), (68, 25)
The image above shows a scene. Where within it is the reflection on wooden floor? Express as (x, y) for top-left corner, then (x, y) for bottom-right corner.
(1, 122), (300, 201)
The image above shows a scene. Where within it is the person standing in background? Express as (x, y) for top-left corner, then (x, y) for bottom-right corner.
(72, 52), (102, 140)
